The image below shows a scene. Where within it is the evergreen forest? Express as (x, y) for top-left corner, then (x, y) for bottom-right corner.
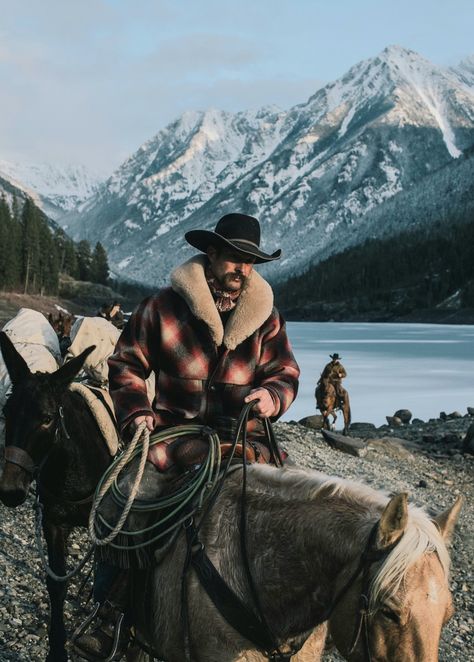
(275, 217), (474, 319)
(0, 195), (110, 295)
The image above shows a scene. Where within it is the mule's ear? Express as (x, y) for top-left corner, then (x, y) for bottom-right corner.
(376, 493), (408, 549)
(0, 332), (31, 384)
(433, 496), (463, 544)
(52, 345), (96, 388)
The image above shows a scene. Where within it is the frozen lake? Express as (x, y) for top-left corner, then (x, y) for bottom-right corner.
(283, 322), (474, 426)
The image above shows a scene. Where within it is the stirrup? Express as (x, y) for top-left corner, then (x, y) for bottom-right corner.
(70, 601), (126, 661)
(71, 601), (101, 646)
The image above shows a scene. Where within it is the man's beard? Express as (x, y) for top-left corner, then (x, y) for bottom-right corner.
(220, 271), (246, 291)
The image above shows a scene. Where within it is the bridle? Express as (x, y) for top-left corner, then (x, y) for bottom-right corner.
(180, 403), (401, 662)
(322, 522), (400, 662)
(2, 405), (67, 480)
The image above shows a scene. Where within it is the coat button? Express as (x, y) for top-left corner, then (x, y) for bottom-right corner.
(209, 385), (216, 391)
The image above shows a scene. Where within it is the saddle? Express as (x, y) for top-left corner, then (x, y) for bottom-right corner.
(146, 433), (272, 472)
(69, 382), (120, 456)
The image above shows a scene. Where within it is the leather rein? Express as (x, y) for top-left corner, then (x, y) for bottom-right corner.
(179, 403), (399, 662)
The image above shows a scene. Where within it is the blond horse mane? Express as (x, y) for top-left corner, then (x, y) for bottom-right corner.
(248, 465), (451, 613)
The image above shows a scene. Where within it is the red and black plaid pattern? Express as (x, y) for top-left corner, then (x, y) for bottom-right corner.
(108, 289), (300, 434)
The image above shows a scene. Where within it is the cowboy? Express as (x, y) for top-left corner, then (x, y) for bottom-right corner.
(74, 213), (300, 660)
(318, 353), (347, 401)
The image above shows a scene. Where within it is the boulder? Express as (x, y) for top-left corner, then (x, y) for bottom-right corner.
(412, 418), (424, 426)
(462, 422), (474, 455)
(394, 409), (412, 424)
(298, 415), (324, 430)
(467, 407), (474, 416)
(443, 433), (461, 444)
(321, 429), (367, 457)
(349, 422), (376, 431)
(386, 416), (402, 427)
(367, 437), (415, 460)
(447, 411), (462, 419)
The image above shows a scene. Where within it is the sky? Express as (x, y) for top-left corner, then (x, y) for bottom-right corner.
(0, 0), (473, 174)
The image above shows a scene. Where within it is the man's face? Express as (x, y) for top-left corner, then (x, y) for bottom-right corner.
(207, 246), (255, 291)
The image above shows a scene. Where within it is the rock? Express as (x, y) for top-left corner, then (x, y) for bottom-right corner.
(443, 433), (460, 445)
(418, 479), (428, 488)
(467, 407), (474, 416)
(367, 437), (415, 460)
(462, 422), (474, 455)
(349, 422), (376, 430)
(447, 411), (463, 419)
(386, 416), (402, 427)
(439, 411), (447, 421)
(412, 418), (424, 426)
(394, 409), (412, 423)
(321, 429), (367, 457)
(298, 415), (324, 429)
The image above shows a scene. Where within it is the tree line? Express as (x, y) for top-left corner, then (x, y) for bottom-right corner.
(0, 195), (110, 295)
(275, 216), (474, 318)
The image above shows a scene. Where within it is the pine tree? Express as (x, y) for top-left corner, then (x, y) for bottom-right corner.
(76, 240), (93, 281)
(90, 242), (109, 285)
(21, 198), (41, 293)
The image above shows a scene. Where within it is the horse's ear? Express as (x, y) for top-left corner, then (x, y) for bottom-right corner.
(0, 332), (31, 384)
(52, 345), (96, 388)
(433, 495), (462, 544)
(376, 493), (408, 549)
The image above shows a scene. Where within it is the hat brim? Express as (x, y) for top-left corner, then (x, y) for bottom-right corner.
(185, 230), (281, 264)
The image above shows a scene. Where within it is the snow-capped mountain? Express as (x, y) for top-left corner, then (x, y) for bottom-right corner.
(61, 46), (474, 286)
(0, 160), (103, 220)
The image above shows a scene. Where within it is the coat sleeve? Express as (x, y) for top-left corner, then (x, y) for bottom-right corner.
(255, 309), (300, 419)
(108, 296), (159, 434)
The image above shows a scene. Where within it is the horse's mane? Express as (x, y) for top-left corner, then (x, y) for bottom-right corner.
(247, 465), (450, 611)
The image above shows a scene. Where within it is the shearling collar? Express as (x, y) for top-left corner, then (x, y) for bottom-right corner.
(171, 255), (274, 350)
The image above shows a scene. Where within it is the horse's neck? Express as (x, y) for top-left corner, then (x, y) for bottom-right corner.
(41, 390), (109, 500)
(214, 468), (375, 638)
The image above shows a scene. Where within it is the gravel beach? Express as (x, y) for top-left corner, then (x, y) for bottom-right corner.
(0, 414), (473, 661)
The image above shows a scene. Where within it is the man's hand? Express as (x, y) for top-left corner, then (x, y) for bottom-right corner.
(131, 415), (155, 432)
(244, 388), (278, 418)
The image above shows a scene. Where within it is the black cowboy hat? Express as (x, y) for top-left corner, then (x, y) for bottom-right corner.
(329, 353), (341, 360)
(185, 213), (281, 264)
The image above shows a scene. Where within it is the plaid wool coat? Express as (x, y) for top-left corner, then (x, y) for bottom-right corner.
(108, 255), (300, 435)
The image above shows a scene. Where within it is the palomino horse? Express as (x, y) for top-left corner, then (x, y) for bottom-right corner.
(126, 464), (460, 662)
(315, 377), (351, 434)
(0, 332), (111, 662)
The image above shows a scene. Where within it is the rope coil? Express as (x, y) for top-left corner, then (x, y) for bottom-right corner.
(88, 423), (223, 550)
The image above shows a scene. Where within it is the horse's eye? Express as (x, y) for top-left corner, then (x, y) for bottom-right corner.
(380, 608), (401, 623)
(42, 415), (54, 426)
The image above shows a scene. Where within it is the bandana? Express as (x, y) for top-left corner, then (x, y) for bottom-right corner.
(205, 264), (242, 312)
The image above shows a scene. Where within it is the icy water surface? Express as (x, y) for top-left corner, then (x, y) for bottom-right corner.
(284, 322), (474, 426)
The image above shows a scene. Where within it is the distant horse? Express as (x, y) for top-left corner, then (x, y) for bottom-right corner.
(48, 312), (75, 356)
(126, 464), (460, 662)
(0, 332), (111, 662)
(315, 377), (351, 434)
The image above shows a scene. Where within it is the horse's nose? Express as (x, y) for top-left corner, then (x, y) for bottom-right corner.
(0, 487), (28, 507)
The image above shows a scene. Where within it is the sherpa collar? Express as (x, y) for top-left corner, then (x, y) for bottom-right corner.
(171, 255), (274, 350)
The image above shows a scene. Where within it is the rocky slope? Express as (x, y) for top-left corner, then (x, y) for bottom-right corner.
(0, 411), (472, 661)
(60, 45), (474, 287)
(0, 160), (103, 221)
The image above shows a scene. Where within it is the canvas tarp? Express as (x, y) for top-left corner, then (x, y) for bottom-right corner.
(0, 308), (61, 445)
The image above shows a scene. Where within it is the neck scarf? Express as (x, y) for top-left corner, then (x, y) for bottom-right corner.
(205, 264), (242, 312)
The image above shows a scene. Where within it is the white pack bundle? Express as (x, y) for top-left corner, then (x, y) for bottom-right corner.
(64, 315), (155, 405)
(0, 308), (61, 445)
(65, 316), (121, 386)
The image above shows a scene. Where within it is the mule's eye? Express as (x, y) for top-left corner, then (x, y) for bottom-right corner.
(42, 415), (54, 426)
(380, 607), (401, 623)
